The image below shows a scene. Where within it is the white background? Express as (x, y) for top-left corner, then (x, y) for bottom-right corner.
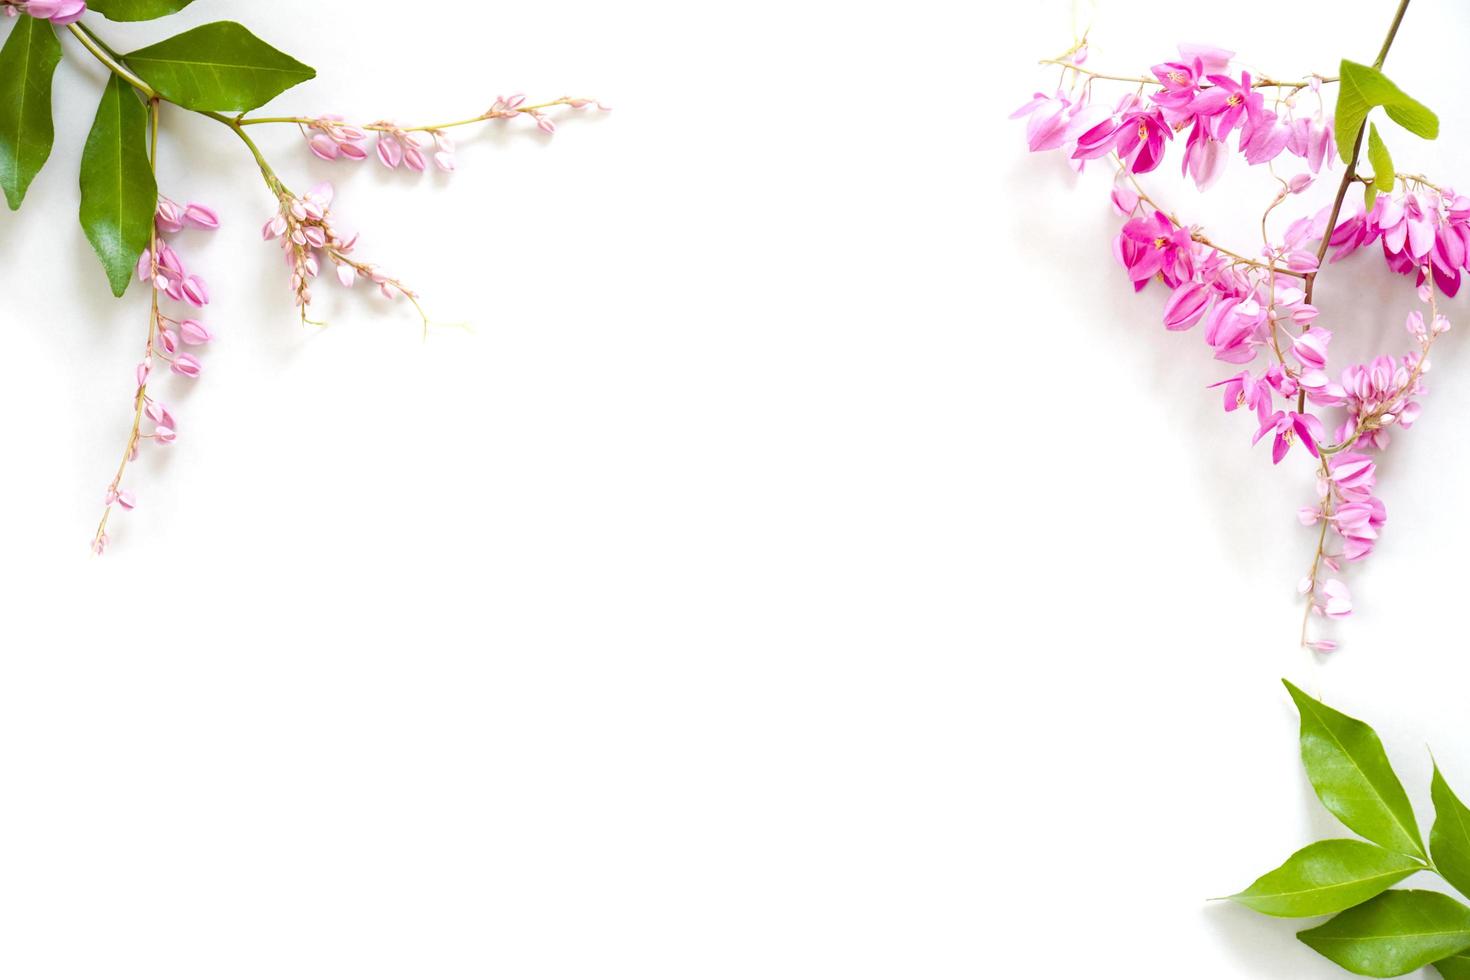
(1, 0), (1467, 976)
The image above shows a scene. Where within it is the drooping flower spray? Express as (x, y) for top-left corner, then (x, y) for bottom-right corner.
(1013, 0), (1452, 650)
(0, 3), (607, 552)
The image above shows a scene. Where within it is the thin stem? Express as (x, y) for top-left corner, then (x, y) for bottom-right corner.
(1114, 158), (1306, 279)
(66, 22), (154, 97)
(93, 97), (163, 553)
(236, 98), (589, 133)
(1298, 0), (1412, 414)
(1040, 58), (1335, 92)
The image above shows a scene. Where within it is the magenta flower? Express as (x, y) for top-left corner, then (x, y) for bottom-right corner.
(1116, 209), (1192, 288)
(1253, 410), (1324, 464)
(1162, 280), (1212, 330)
(1114, 109), (1171, 174)
(1210, 370), (1272, 415)
(1190, 72), (1263, 143)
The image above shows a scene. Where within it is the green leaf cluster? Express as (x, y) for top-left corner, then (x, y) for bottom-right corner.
(0, 10), (315, 294)
(1333, 60), (1438, 210)
(1228, 682), (1470, 977)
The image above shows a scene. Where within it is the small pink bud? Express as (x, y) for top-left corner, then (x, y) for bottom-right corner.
(183, 203), (220, 229)
(336, 263), (357, 287)
(179, 319), (213, 345)
(117, 490), (136, 510)
(309, 133), (340, 161)
(154, 425), (177, 444)
(171, 353), (202, 379)
(181, 275), (210, 307)
(158, 328), (179, 354)
(377, 136), (404, 169)
(136, 361), (151, 387)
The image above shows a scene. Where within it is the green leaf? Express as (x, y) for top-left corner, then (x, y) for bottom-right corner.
(1335, 60), (1439, 164)
(1228, 839), (1422, 918)
(1299, 890), (1470, 977)
(1432, 766), (1470, 898)
(1368, 123), (1395, 194)
(79, 75), (157, 297)
(0, 15), (61, 210)
(1384, 100), (1440, 141)
(1284, 680), (1425, 859)
(1437, 952), (1470, 979)
(1366, 183), (1380, 210)
(87, 0), (194, 20)
(124, 22), (315, 113)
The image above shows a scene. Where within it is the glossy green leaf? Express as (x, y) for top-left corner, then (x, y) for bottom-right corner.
(79, 75), (157, 297)
(1299, 890), (1470, 977)
(1432, 766), (1470, 898)
(87, 0), (194, 20)
(1285, 680), (1425, 859)
(1335, 60), (1438, 164)
(0, 15), (61, 210)
(1368, 124), (1394, 194)
(124, 22), (315, 112)
(1229, 839), (1422, 918)
(1436, 952), (1470, 979)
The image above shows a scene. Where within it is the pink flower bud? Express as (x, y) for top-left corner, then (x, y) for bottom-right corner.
(181, 275), (210, 307)
(145, 400), (175, 429)
(171, 353), (202, 378)
(377, 136), (404, 169)
(183, 203), (220, 229)
(179, 319), (213, 345)
(309, 133), (341, 161)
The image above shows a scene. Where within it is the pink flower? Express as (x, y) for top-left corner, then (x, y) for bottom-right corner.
(1291, 328), (1331, 371)
(1203, 297), (1263, 364)
(1328, 453), (1376, 495)
(1162, 280), (1211, 330)
(183, 203), (220, 229)
(1190, 72), (1261, 142)
(1180, 120), (1227, 190)
(170, 353), (202, 378)
(1116, 210), (1193, 287)
(1114, 109), (1171, 174)
(1252, 410), (1323, 463)
(1319, 579), (1352, 618)
(17, 0), (85, 24)
(179, 319), (213, 345)
(1211, 370), (1272, 415)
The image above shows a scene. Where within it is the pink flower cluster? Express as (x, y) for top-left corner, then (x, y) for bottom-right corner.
(2, 0), (85, 24)
(262, 181), (415, 313)
(1014, 44), (1333, 188)
(1329, 186), (1470, 296)
(1016, 41), (1455, 651)
(94, 196), (218, 554)
(296, 96), (610, 176)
